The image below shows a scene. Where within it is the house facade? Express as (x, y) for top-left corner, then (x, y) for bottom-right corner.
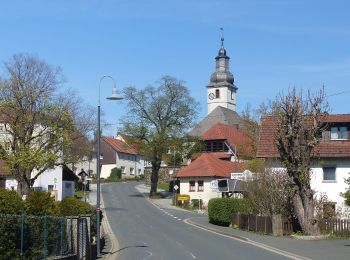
(176, 153), (245, 206)
(99, 134), (145, 179)
(257, 115), (350, 217)
(33, 165), (78, 201)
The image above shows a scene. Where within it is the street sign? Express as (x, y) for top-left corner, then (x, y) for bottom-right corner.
(210, 180), (219, 192)
(173, 185), (179, 190)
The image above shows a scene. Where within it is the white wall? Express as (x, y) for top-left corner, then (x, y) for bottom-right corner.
(100, 164), (117, 179)
(5, 177), (17, 191)
(33, 167), (63, 200)
(268, 158), (350, 217)
(207, 87), (236, 114)
(179, 177), (221, 206)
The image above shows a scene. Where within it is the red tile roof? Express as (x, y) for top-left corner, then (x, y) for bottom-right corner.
(257, 115), (350, 158)
(176, 153), (245, 178)
(201, 123), (254, 157)
(102, 136), (139, 155)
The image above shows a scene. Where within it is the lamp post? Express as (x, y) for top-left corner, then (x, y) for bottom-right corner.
(168, 147), (176, 205)
(96, 75), (123, 256)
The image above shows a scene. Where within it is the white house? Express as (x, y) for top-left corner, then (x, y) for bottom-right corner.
(257, 114), (350, 217)
(99, 134), (145, 179)
(33, 165), (78, 201)
(175, 153), (245, 206)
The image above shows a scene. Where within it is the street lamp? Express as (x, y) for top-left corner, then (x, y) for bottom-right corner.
(96, 75), (123, 256)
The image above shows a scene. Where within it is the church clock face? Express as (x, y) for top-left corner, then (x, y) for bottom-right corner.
(208, 93), (215, 100)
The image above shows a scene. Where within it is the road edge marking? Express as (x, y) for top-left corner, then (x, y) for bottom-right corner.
(184, 218), (311, 260)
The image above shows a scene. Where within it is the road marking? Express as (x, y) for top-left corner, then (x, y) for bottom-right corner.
(190, 253), (197, 259)
(142, 250), (153, 260)
(184, 218), (311, 260)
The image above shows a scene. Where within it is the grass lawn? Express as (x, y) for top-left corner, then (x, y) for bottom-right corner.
(157, 182), (169, 191)
(74, 190), (90, 197)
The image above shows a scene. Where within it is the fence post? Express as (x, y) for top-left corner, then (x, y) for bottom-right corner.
(20, 213), (24, 260)
(44, 215), (48, 258)
(60, 217), (64, 255)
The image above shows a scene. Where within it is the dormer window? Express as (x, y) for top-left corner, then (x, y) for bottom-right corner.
(330, 126), (347, 140)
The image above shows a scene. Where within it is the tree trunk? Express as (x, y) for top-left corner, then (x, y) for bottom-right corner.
(150, 160), (161, 196)
(16, 171), (32, 198)
(292, 185), (320, 235)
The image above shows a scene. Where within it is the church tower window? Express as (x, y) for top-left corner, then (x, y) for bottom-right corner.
(215, 89), (220, 98)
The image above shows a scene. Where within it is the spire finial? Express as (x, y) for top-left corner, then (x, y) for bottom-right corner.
(220, 27), (224, 47)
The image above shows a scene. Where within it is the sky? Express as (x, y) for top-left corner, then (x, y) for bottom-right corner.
(1, 0), (350, 135)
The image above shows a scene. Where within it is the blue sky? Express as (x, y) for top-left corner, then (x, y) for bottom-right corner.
(1, 0), (350, 135)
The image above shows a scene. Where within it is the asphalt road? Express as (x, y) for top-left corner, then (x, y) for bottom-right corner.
(102, 182), (290, 260)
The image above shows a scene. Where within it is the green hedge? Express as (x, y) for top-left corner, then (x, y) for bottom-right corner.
(208, 198), (249, 226)
(0, 189), (24, 214)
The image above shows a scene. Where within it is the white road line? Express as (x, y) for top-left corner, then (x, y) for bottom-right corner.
(190, 253), (197, 259)
(142, 250), (153, 260)
(184, 218), (311, 260)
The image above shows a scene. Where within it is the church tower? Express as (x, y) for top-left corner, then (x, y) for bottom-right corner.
(207, 37), (237, 114)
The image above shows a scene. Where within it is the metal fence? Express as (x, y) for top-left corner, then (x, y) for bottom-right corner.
(0, 214), (94, 259)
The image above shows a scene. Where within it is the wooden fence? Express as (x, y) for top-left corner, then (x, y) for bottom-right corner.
(232, 213), (350, 237)
(319, 218), (350, 237)
(231, 213), (293, 235)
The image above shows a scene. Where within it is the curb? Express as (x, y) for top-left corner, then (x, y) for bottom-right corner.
(185, 218), (249, 242)
(184, 218), (311, 260)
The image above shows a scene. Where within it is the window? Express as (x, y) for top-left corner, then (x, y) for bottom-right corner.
(331, 127), (347, 140)
(121, 166), (126, 174)
(198, 180), (204, 192)
(323, 167), (336, 181)
(215, 89), (220, 98)
(189, 181), (195, 192)
(48, 185), (54, 191)
(130, 167), (134, 175)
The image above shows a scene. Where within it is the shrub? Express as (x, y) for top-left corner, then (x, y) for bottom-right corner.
(25, 191), (59, 216)
(0, 189), (24, 214)
(208, 198), (249, 226)
(58, 196), (95, 216)
(107, 167), (122, 182)
(191, 199), (203, 209)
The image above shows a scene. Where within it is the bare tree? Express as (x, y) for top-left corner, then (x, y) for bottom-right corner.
(122, 76), (199, 195)
(273, 87), (328, 235)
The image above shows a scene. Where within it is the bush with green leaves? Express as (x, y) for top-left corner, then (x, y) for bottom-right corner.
(25, 190), (59, 216)
(58, 196), (95, 216)
(107, 167), (122, 181)
(0, 189), (23, 258)
(0, 189), (24, 214)
(208, 198), (249, 226)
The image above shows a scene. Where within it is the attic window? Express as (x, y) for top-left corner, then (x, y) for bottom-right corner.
(331, 127), (347, 140)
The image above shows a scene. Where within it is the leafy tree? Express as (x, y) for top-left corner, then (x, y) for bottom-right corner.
(0, 54), (92, 196)
(122, 76), (199, 195)
(272, 87), (328, 235)
(107, 167), (122, 181)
